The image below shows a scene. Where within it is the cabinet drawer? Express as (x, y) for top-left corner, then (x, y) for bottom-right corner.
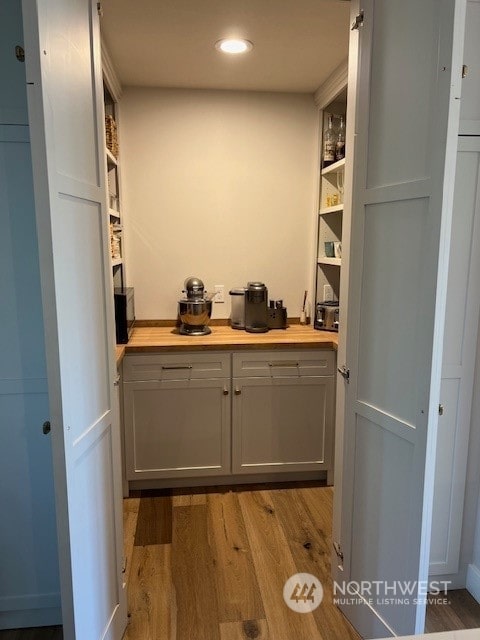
(123, 352), (231, 381)
(232, 350), (335, 378)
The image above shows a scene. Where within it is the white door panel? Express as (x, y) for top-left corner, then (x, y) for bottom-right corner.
(45, 0), (101, 186)
(365, 5), (439, 189)
(430, 138), (480, 576)
(357, 197), (429, 426)
(22, 0), (126, 638)
(335, 0), (465, 637)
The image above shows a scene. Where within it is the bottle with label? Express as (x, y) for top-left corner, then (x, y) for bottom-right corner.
(322, 114), (336, 168)
(335, 116), (346, 161)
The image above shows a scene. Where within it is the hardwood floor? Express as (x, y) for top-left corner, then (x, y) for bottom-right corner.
(3, 483), (480, 639)
(425, 588), (480, 634)
(123, 482), (360, 640)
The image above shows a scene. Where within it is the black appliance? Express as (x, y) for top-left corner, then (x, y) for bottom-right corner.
(114, 287), (135, 344)
(245, 282), (269, 333)
(267, 300), (288, 329)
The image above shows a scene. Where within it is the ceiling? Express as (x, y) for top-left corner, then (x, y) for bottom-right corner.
(100, 0), (351, 94)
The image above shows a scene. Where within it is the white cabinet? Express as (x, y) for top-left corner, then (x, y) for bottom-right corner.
(429, 7), (480, 580)
(430, 137), (480, 577)
(123, 353), (231, 480)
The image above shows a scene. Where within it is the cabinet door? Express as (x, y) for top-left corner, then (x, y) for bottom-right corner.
(232, 376), (334, 474)
(124, 378), (230, 479)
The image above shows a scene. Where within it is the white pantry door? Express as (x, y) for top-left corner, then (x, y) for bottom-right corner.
(22, 0), (126, 638)
(335, 0), (465, 637)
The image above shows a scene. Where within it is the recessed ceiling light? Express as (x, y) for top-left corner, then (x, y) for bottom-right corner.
(215, 38), (253, 54)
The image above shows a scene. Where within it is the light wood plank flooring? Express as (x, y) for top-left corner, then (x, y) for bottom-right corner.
(3, 483), (480, 639)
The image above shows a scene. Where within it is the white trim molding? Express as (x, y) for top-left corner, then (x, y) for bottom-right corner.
(467, 563), (480, 603)
(314, 59), (348, 109)
(101, 41), (122, 100)
(0, 592), (62, 630)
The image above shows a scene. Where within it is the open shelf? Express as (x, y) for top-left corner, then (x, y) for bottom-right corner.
(106, 148), (118, 167)
(318, 257), (342, 267)
(109, 208), (121, 220)
(319, 203), (344, 216)
(321, 157), (345, 176)
(111, 257), (123, 267)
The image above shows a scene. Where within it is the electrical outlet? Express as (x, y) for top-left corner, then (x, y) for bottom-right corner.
(323, 284), (334, 302)
(214, 284), (225, 303)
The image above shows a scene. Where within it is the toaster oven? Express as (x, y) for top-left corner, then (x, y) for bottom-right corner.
(314, 301), (339, 332)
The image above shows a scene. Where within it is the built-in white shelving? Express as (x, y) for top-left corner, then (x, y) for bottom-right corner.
(106, 147), (117, 167)
(319, 203), (344, 216)
(318, 257), (342, 267)
(321, 157), (345, 176)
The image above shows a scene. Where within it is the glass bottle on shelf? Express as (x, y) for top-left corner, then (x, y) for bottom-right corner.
(322, 114), (337, 168)
(335, 116), (346, 161)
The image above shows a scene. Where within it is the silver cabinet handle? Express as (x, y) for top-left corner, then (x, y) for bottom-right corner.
(234, 387), (241, 395)
(161, 365), (193, 370)
(223, 387), (229, 396)
(268, 361), (299, 367)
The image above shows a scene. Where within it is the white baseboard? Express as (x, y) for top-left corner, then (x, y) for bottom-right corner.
(0, 607), (62, 630)
(466, 563), (480, 603)
(0, 592), (62, 630)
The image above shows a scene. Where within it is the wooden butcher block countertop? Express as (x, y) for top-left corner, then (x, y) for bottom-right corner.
(116, 325), (338, 363)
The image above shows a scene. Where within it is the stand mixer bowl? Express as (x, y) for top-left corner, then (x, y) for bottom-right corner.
(178, 277), (213, 336)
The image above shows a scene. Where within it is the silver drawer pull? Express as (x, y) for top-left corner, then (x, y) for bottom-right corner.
(161, 365), (193, 370)
(268, 361), (299, 367)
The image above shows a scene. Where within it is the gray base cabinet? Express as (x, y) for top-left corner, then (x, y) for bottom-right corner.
(122, 349), (335, 483)
(232, 376), (333, 474)
(232, 351), (335, 475)
(123, 353), (231, 480)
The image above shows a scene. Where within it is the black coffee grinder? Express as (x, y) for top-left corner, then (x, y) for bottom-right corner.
(244, 282), (269, 333)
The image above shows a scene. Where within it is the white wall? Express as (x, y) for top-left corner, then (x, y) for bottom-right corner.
(120, 87), (318, 320)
